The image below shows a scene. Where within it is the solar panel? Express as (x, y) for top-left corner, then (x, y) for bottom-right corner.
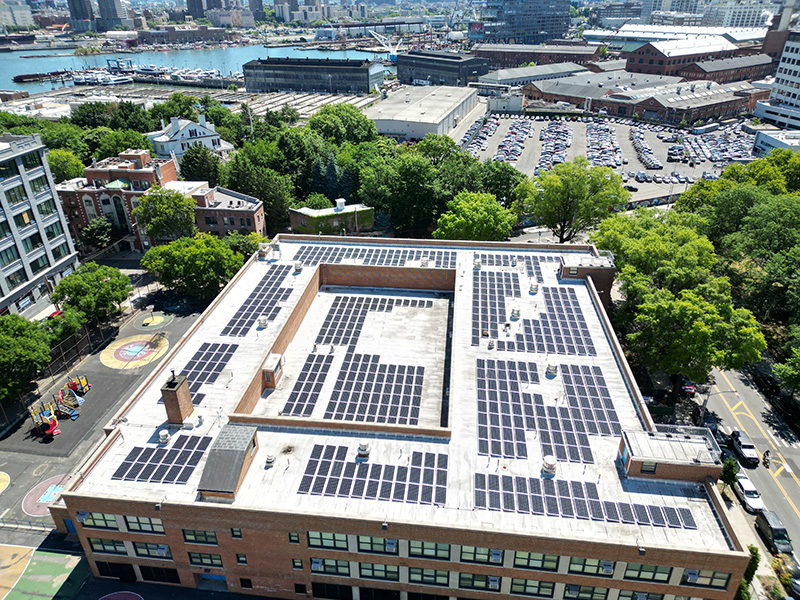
(221, 265), (292, 336)
(112, 435), (212, 484)
(663, 506), (682, 528)
(677, 507), (697, 529)
(293, 245), (457, 269)
(167, 342), (238, 405)
(282, 353), (334, 417)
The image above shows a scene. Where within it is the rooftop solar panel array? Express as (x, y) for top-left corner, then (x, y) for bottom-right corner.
(477, 358), (539, 459)
(472, 271), (521, 346)
(221, 265), (292, 336)
(171, 342), (238, 405)
(324, 351), (424, 424)
(293, 245), (457, 269)
(497, 287), (596, 356)
(531, 399), (595, 464)
(281, 353), (334, 417)
(111, 435), (212, 484)
(316, 295), (432, 347)
(473, 474), (697, 529)
(298, 444), (447, 505)
(562, 364), (622, 437)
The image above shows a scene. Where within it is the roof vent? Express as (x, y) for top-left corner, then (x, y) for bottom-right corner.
(542, 454), (557, 474)
(420, 257), (429, 267)
(510, 308), (521, 320)
(546, 364), (558, 378)
(530, 283), (539, 295)
(488, 339), (495, 350)
(474, 258), (481, 270)
(357, 441), (370, 461)
(159, 430), (171, 444)
(294, 261), (303, 273)
(258, 315), (269, 328)
(511, 257), (517, 267)
(265, 454), (276, 468)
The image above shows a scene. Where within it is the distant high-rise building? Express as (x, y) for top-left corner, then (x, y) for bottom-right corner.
(186, 0), (204, 18)
(66, 0), (91, 21)
(248, 0), (265, 20)
(485, 0), (569, 44)
(206, 0), (222, 11)
(95, 0), (133, 30)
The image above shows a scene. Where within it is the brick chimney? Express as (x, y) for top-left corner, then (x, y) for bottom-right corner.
(161, 372), (193, 424)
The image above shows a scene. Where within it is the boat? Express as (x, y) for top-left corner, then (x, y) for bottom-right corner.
(101, 75), (134, 85)
(13, 70), (70, 83)
(135, 64), (168, 76)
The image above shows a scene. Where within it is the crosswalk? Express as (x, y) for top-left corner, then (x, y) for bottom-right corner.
(717, 423), (800, 450)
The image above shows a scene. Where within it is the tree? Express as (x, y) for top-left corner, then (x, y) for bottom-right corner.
(141, 234), (244, 297)
(437, 151), (485, 200)
(80, 216), (113, 249)
(39, 123), (90, 162)
(223, 231), (269, 257)
(515, 158), (628, 243)
(743, 545), (760, 585)
(481, 160), (526, 207)
(293, 192), (333, 210)
(132, 187), (198, 242)
(94, 129), (153, 161)
(433, 192), (516, 241)
(719, 456), (739, 491)
(70, 101), (115, 129)
(415, 134), (459, 167)
(0, 314), (51, 401)
(50, 262), (132, 320)
(46, 149), (84, 183)
(180, 144), (221, 187)
(223, 153), (293, 232)
(774, 347), (800, 395)
(40, 306), (86, 346)
(308, 103), (378, 145)
(148, 92), (199, 124)
(109, 101), (155, 132)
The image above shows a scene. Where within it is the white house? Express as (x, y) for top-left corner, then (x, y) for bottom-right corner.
(146, 114), (234, 160)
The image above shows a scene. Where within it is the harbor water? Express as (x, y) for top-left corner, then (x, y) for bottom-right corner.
(0, 44), (389, 91)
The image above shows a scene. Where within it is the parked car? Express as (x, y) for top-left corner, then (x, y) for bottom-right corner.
(733, 474), (765, 513)
(756, 510), (794, 554)
(679, 376), (695, 397)
(753, 372), (781, 397)
(731, 429), (760, 466)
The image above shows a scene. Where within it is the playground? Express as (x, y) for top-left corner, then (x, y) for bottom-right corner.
(27, 376), (92, 440)
(0, 546), (86, 600)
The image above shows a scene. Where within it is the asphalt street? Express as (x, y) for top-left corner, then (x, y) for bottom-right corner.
(706, 368), (800, 554)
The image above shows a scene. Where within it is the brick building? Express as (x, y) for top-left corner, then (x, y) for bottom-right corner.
(396, 51), (490, 86)
(49, 236), (750, 600)
(470, 43), (602, 68)
(136, 25), (227, 45)
(191, 186), (266, 238)
(676, 53), (774, 82)
(625, 36), (739, 74)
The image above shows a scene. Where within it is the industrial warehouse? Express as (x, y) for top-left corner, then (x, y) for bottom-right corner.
(49, 236), (747, 600)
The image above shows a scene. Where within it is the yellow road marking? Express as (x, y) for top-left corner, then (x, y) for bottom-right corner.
(774, 465), (785, 477)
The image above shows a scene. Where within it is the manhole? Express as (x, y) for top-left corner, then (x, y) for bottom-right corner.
(33, 464), (48, 477)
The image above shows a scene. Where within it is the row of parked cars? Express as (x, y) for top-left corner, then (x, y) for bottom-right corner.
(586, 122), (625, 169)
(630, 128), (664, 170)
(535, 121), (572, 174)
(493, 119), (533, 163)
(460, 114), (502, 158)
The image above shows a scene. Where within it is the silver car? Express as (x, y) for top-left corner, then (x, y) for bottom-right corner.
(733, 474), (765, 513)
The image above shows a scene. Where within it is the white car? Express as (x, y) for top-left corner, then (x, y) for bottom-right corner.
(733, 475), (765, 513)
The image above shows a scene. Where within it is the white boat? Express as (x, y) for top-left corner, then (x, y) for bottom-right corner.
(135, 64), (167, 76)
(102, 75), (134, 85)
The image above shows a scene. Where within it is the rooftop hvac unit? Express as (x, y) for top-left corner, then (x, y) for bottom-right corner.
(159, 430), (170, 444)
(385, 539), (397, 552)
(685, 569), (699, 583)
(258, 315), (269, 327)
(601, 560), (615, 574)
(156, 545), (170, 557)
(311, 558), (323, 571)
(490, 549), (503, 563)
(489, 576), (500, 590)
(76, 511), (89, 523)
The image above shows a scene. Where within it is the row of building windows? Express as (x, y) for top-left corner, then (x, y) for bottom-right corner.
(0, 153), (41, 182)
(202, 216), (254, 227)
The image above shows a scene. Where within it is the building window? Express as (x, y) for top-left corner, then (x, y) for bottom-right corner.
(21, 152), (42, 170)
(30, 176), (50, 195)
(13, 209), (34, 228)
(409, 541), (450, 560)
(30, 254), (49, 274)
(293, 559), (303, 569)
(5, 268), (27, 290)
(409, 567), (449, 586)
(182, 529), (218, 545)
(51, 243), (69, 262)
(44, 221), (63, 240)
(37, 197), (56, 215)
(357, 536), (398, 555)
(618, 593), (663, 600)
(231, 527), (242, 539)
(125, 516), (164, 534)
(569, 558), (615, 577)
(134, 542), (172, 559)
(624, 563), (672, 582)
(188, 552), (223, 567)
(359, 563), (399, 581)
(308, 531), (348, 550)
(0, 245), (20, 268)
(310, 558), (350, 576)
(241, 578), (253, 589)
(237, 554), (247, 565)
(510, 578), (556, 597)
(204, 216), (218, 225)
(0, 220), (9, 239)
(564, 585), (608, 600)
(88, 537), (126, 555)
(514, 552), (559, 571)
(295, 584), (306, 594)
(461, 546), (502, 564)
(82, 513), (118, 530)
(641, 461), (657, 473)
(682, 569), (730, 589)
(139, 565), (180, 584)
(0, 159), (19, 180)
(288, 532), (300, 544)
(459, 573), (501, 592)
(5, 185), (27, 206)
(21, 233), (43, 254)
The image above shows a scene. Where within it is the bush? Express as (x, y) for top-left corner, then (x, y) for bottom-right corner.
(743, 545), (760, 584)
(734, 582), (751, 600)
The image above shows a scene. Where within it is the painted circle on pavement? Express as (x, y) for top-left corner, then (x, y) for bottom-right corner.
(132, 311), (173, 332)
(0, 472), (9, 495)
(22, 473), (69, 517)
(99, 593), (144, 600)
(101, 334), (169, 370)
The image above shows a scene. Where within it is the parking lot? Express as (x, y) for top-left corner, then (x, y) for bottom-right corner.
(452, 114), (756, 202)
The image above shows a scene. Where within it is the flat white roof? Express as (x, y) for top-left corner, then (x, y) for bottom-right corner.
(364, 86), (476, 125)
(68, 237), (733, 552)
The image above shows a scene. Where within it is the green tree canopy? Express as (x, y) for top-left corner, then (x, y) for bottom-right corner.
(437, 150), (485, 200)
(40, 306), (87, 346)
(132, 187), (198, 242)
(223, 153), (293, 232)
(94, 129), (153, 161)
(307, 103), (378, 145)
(39, 123), (90, 162)
(515, 158), (628, 243)
(774, 347), (800, 395)
(481, 160), (526, 207)
(148, 92), (199, 124)
(293, 192), (333, 210)
(180, 144), (221, 187)
(0, 314), (51, 400)
(46, 148), (84, 183)
(433, 191), (516, 241)
(415, 133), (459, 167)
(141, 234), (244, 297)
(80, 216), (113, 249)
(50, 262), (132, 320)
(222, 231), (269, 258)
(70, 101), (115, 129)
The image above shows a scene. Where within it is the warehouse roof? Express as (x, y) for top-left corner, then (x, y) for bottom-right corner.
(473, 43), (600, 55)
(650, 36), (738, 56)
(363, 85), (476, 125)
(479, 63), (588, 83)
(399, 50), (485, 62)
(62, 236), (733, 551)
(587, 59), (628, 72)
(690, 53), (772, 72)
(584, 24), (767, 44)
(531, 70), (683, 100)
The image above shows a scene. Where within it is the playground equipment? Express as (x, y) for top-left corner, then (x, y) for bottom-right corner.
(67, 375), (91, 395)
(54, 388), (83, 420)
(28, 401), (61, 436)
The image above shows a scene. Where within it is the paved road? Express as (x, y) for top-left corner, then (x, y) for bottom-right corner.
(705, 368), (800, 553)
